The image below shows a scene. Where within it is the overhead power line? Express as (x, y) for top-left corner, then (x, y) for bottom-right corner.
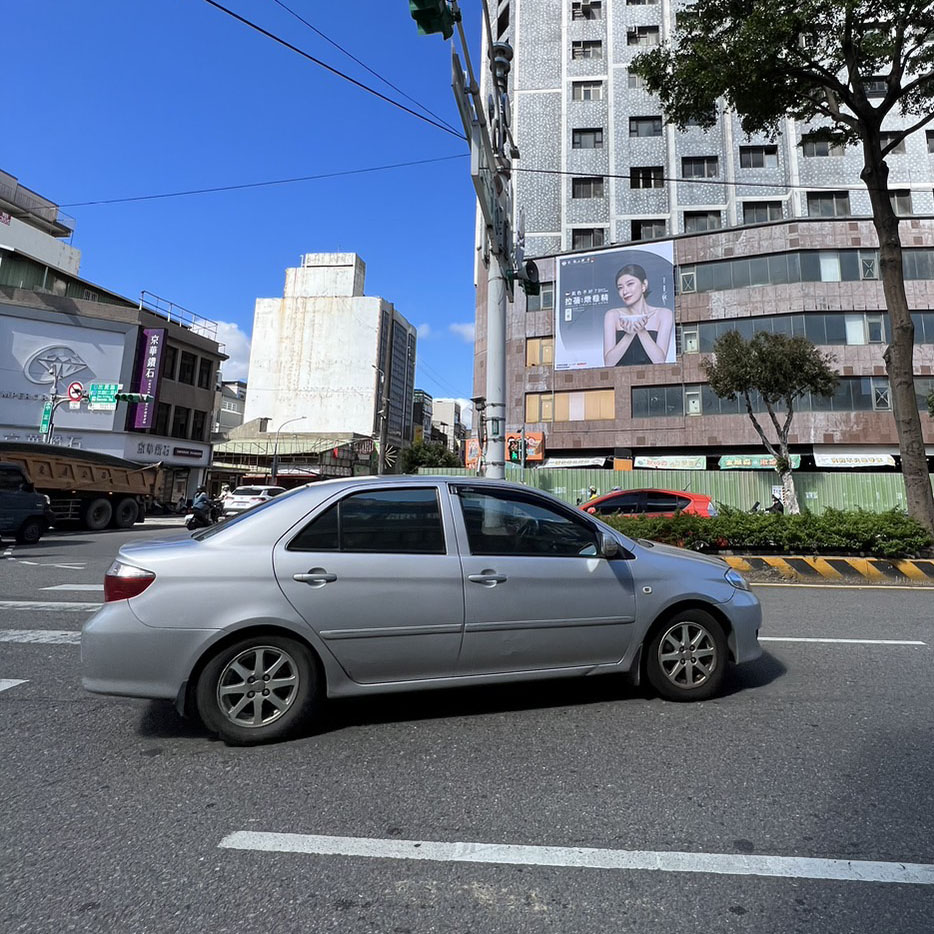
(268, 0), (462, 137)
(58, 155), (467, 207)
(200, 0), (466, 141)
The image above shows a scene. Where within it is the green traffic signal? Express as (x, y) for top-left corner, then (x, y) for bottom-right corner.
(409, 0), (457, 39)
(114, 393), (154, 403)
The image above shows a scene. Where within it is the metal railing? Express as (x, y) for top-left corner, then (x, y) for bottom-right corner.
(139, 290), (219, 340)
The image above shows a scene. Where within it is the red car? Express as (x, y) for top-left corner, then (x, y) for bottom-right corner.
(582, 488), (718, 518)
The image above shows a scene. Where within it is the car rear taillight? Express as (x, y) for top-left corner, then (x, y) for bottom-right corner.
(104, 560), (155, 602)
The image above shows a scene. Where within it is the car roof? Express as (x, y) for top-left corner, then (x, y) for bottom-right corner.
(591, 487), (708, 502)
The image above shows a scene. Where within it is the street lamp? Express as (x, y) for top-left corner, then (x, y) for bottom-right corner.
(271, 416), (305, 484)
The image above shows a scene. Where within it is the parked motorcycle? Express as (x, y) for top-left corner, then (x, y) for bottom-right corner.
(186, 498), (223, 530)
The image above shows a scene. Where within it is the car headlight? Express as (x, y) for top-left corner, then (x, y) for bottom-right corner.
(725, 568), (750, 591)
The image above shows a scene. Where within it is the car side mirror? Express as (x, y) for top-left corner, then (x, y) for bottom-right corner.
(599, 532), (620, 559)
(22, 481), (35, 493)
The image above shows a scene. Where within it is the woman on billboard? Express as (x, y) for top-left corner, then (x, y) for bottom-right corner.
(603, 264), (674, 366)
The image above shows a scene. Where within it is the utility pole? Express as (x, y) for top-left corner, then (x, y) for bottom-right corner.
(409, 0), (539, 479)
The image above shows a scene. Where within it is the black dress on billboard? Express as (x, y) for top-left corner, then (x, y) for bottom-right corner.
(616, 329), (659, 366)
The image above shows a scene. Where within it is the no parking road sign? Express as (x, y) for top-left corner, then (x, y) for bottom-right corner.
(67, 381), (84, 402)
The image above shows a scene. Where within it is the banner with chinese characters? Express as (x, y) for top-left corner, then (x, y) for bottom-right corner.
(133, 328), (164, 429)
(719, 454), (801, 470)
(554, 241), (676, 371)
(634, 455), (706, 470)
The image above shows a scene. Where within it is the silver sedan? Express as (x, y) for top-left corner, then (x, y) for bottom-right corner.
(82, 476), (762, 745)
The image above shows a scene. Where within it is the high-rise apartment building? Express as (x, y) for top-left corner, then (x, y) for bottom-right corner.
(473, 1), (934, 470)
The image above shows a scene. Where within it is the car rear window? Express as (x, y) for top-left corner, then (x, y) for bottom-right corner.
(233, 487), (264, 496)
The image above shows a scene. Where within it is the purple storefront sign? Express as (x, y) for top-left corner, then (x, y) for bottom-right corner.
(133, 328), (165, 429)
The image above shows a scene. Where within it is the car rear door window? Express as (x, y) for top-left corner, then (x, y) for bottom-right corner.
(593, 492), (643, 515)
(456, 487), (598, 557)
(289, 488), (445, 554)
(676, 495), (693, 511)
(645, 492), (681, 514)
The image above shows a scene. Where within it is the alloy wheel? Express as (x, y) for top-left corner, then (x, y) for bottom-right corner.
(656, 621), (718, 689)
(216, 645), (300, 728)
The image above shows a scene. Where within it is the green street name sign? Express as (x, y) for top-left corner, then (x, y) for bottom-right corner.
(39, 402), (52, 435)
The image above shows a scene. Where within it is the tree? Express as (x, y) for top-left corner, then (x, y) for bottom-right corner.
(634, 0), (934, 532)
(704, 332), (838, 513)
(401, 440), (461, 473)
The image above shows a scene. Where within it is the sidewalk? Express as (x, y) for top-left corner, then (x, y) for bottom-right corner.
(726, 555), (934, 584)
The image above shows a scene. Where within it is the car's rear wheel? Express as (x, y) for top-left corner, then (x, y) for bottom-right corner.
(196, 636), (319, 745)
(111, 497), (139, 528)
(645, 609), (727, 702)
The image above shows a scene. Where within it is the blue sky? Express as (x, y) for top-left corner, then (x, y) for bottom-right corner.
(7, 0), (481, 413)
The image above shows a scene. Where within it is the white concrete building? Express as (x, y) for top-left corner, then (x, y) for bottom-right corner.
(431, 399), (467, 455)
(243, 253), (417, 446)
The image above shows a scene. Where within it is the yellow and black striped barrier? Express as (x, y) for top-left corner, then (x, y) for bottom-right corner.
(725, 555), (934, 583)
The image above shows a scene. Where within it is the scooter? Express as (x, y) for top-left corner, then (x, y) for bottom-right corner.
(186, 499), (223, 530)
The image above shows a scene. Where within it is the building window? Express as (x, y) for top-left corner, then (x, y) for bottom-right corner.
(860, 250), (878, 279)
(572, 128), (604, 149)
(684, 385), (702, 416)
(628, 26), (660, 46)
(526, 392), (554, 422)
(153, 403), (171, 436)
(743, 201), (783, 224)
(802, 138), (845, 157)
(680, 325), (699, 353)
(927, 131), (934, 154)
(682, 155), (719, 178)
(631, 219), (666, 240)
(177, 351), (196, 385)
(572, 176), (605, 198)
(863, 77), (887, 98)
(630, 116), (663, 137)
(170, 405), (191, 439)
(679, 266), (696, 293)
(890, 189), (913, 215)
(631, 386), (684, 418)
(572, 228), (606, 249)
(191, 410), (207, 442)
(866, 313), (885, 343)
(739, 145), (778, 169)
(571, 1), (602, 19)
(871, 377), (891, 411)
(572, 80), (604, 101)
(162, 345), (178, 381)
(627, 71), (646, 90)
(197, 358), (213, 390)
(630, 165), (664, 188)
(527, 281), (555, 311)
(879, 132), (906, 154)
(527, 389), (614, 422)
(627, 0), (659, 5)
(571, 40), (603, 59)
(526, 337), (555, 367)
(684, 211), (722, 233)
(807, 190), (851, 217)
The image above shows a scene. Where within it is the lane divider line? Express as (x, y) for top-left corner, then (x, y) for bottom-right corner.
(0, 630), (80, 644)
(39, 584), (104, 592)
(760, 637), (926, 646)
(218, 831), (934, 886)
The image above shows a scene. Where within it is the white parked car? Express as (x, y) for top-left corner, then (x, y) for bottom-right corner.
(222, 485), (287, 516)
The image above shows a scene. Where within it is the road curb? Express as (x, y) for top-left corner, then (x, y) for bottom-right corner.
(725, 555), (934, 583)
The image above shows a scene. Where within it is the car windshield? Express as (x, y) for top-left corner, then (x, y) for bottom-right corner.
(193, 486), (308, 540)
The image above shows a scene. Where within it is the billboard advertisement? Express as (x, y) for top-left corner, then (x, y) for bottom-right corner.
(555, 242), (676, 371)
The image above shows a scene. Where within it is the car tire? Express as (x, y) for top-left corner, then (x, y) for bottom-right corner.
(196, 635), (319, 745)
(111, 497), (139, 529)
(15, 518), (44, 545)
(644, 608), (727, 702)
(81, 497), (113, 531)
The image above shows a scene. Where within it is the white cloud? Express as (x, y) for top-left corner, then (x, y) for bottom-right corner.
(215, 320), (252, 381)
(417, 322), (432, 339)
(449, 321), (475, 343)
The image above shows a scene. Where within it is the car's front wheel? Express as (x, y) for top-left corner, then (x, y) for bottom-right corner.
(15, 518), (44, 545)
(196, 635), (319, 745)
(645, 609), (727, 702)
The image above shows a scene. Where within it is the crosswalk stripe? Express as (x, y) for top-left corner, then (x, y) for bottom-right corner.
(0, 601), (99, 612)
(0, 630), (80, 644)
(0, 679), (28, 692)
(39, 585), (104, 592)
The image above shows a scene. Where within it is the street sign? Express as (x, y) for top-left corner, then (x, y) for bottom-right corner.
(67, 381), (84, 402)
(88, 382), (121, 412)
(39, 402), (52, 435)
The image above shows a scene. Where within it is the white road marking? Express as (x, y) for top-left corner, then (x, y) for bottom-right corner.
(760, 637), (926, 646)
(1, 546), (13, 560)
(218, 831), (934, 886)
(0, 630), (80, 644)
(0, 601), (99, 612)
(18, 560), (38, 565)
(40, 584), (103, 592)
(753, 583), (932, 591)
(0, 679), (28, 692)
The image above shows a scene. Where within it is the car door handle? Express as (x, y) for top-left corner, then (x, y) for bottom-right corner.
(468, 573), (507, 586)
(293, 569), (337, 585)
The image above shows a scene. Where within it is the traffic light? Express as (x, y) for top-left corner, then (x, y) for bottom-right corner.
(409, 0), (457, 39)
(518, 259), (541, 297)
(114, 393), (154, 403)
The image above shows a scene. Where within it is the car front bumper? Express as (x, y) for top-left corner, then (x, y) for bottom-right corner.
(719, 587), (763, 664)
(81, 602), (215, 701)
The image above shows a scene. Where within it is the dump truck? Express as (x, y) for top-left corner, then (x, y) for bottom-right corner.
(0, 442), (163, 531)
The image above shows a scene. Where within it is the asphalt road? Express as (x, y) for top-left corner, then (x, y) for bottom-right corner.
(1, 523), (933, 933)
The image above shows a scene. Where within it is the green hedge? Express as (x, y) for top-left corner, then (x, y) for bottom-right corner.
(600, 507), (933, 558)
